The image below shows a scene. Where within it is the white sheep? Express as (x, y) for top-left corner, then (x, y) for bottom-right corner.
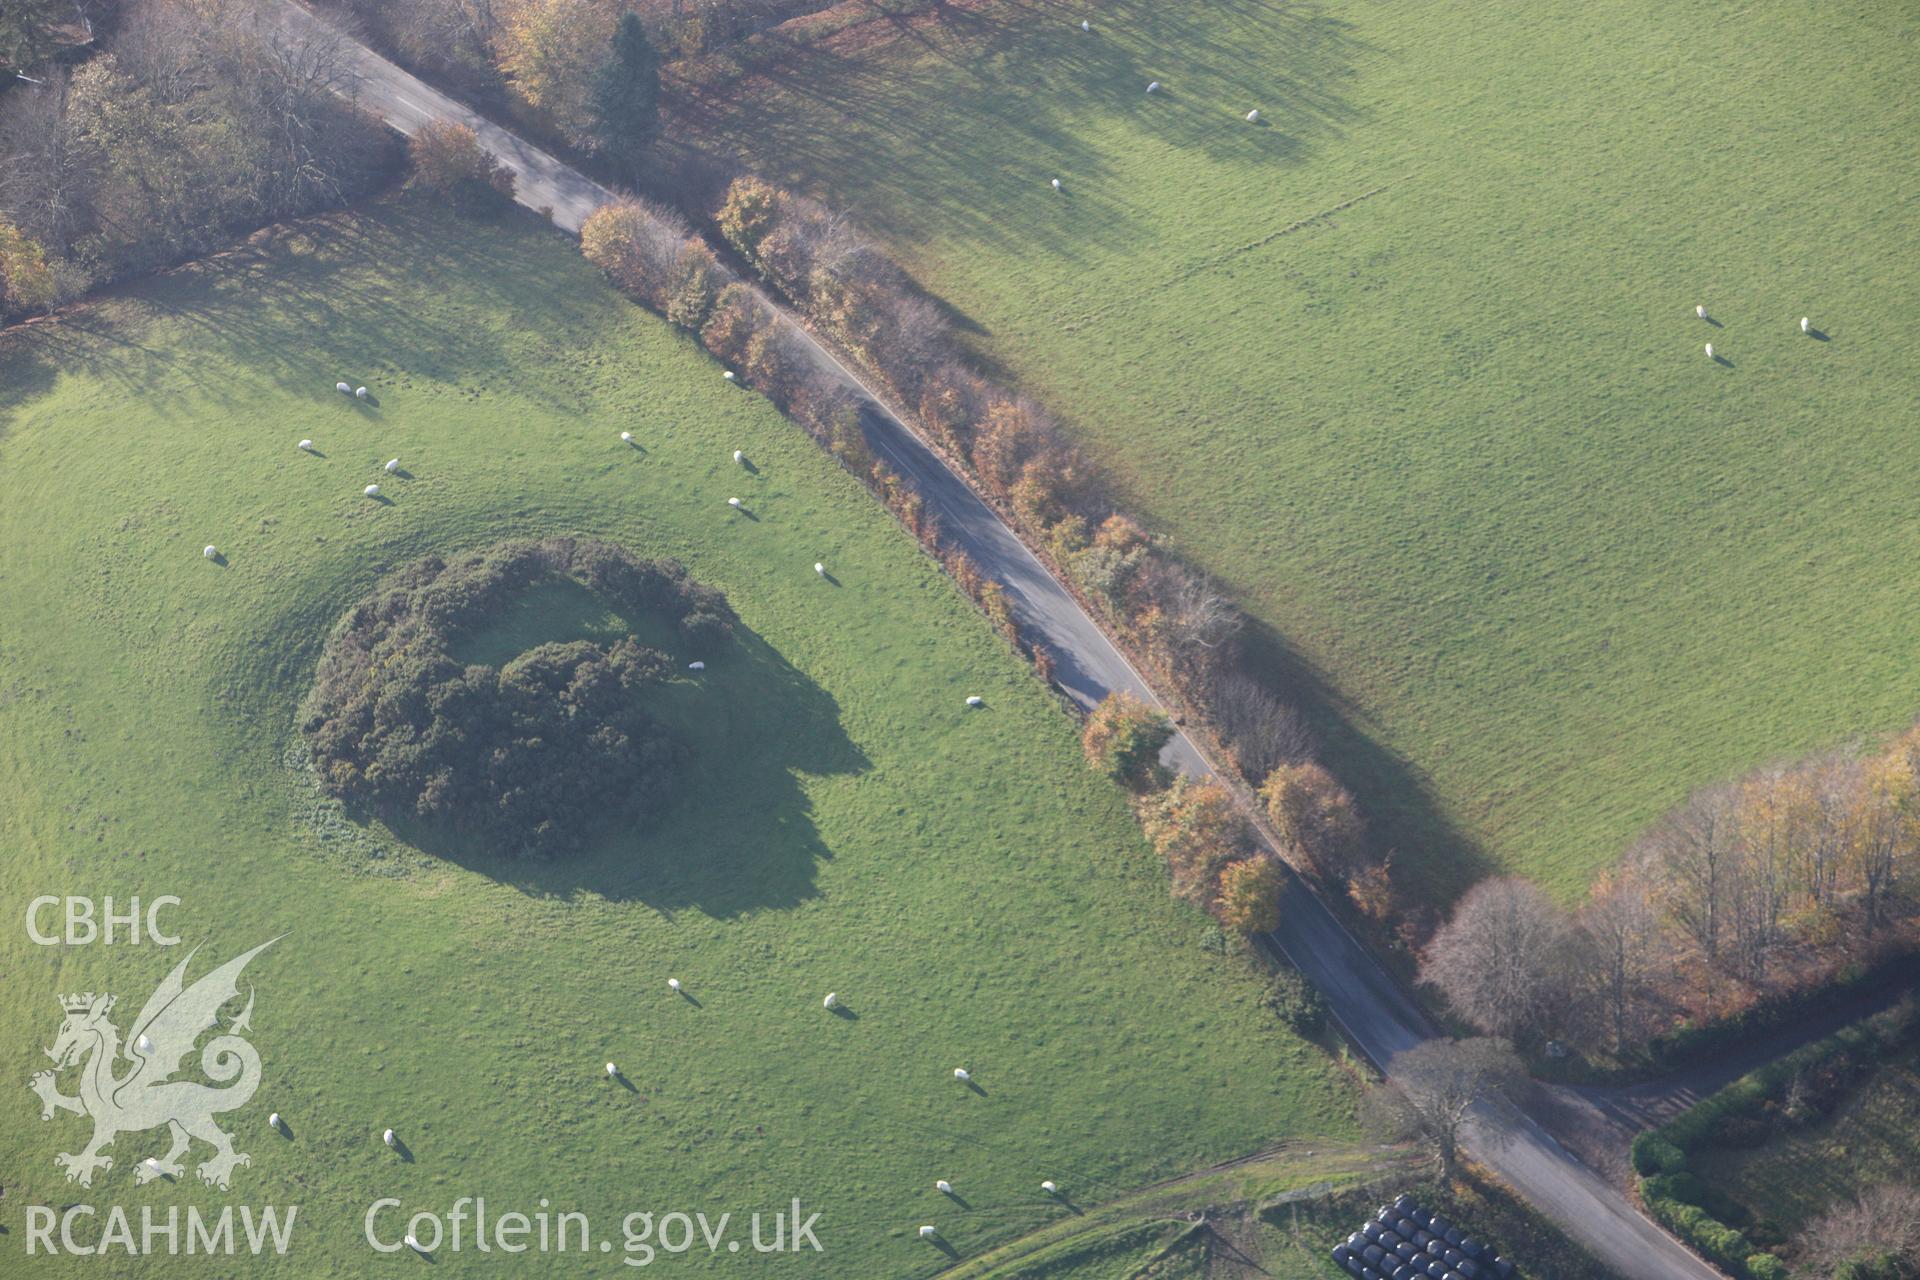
(966, 696), (985, 708)
(734, 449), (745, 464)
(1081, 19), (1090, 32)
(606, 1061), (618, 1077)
(298, 439), (314, 451)
(269, 1112), (281, 1129)
(688, 661), (706, 671)
(384, 458), (399, 473)
(1042, 1180), (1058, 1195)
(723, 370), (737, 382)
(203, 545), (218, 560)
(138, 1034), (154, 1054)
(936, 1180), (953, 1194)
(1696, 305), (1707, 319)
(729, 497), (743, 508)
(1801, 316), (1811, 333)
(1051, 178), (1062, 191)
(1246, 109), (1261, 123)
(953, 1067), (971, 1082)
(336, 381), (351, 394)
(823, 992), (838, 1009)
(919, 1225), (938, 1240)
(383, 1128), (397, 1147)
(621, 430), (634, 443)
(355, 386), (368, 399)
(1705, 343), (1715, 359)
(815, 562), (826, 576)
(1147, 81), (1160, 93)
(668, 978), (682, 992)
(364, 483), (381, 497)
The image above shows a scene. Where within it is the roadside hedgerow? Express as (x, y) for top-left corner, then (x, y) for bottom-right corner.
(1263, 966), (1328, 1036)
(1082, 691), (1173, 791)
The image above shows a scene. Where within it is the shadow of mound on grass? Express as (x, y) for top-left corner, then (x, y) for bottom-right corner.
(317, 603), (868, 919)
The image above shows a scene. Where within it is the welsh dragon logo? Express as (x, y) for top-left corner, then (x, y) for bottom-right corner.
(29, 939), (279, 1191)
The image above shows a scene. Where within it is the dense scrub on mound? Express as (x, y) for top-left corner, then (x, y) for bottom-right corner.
(300, 538), (734, 858)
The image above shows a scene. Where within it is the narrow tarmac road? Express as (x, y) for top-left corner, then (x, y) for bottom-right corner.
(277, 7), (1724, 1274)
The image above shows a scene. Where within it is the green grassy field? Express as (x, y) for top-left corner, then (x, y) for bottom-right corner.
(1693, 1042), (1920, 1245)
(938, 1144), (1388, 1279)
(935, 1148), (1610, 1280)
(0, 195), (1356, 1276)
(671, 0), (1920, 898)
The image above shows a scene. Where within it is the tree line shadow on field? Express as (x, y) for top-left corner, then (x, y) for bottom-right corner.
(1235, 616), (1493, 904)
(670, 0), (1372, 265)
(0, 198), (611, 440)
(0, 286), (212, 441)
(0, 322), (64, 441)
(297, 576), (870, 919)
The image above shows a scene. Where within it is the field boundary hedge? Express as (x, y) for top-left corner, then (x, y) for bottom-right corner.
(1631, 1000), (1920, 1279)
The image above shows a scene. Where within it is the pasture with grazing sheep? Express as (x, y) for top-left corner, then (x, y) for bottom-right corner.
(673, 0), (1920, 899)
(0, 195), (1352, 1276)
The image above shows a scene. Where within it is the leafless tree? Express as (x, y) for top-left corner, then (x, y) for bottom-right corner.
(798, 204), (864, 280)
(247, 11), (370, 215)
(1131, 560), (1240, 675)
(108, 0), (216, 103)
(0, 70), (95, 252)
(1575, 872), (1659, 1053)
(1370, 1038), (1522, 1184)
(1210, 670), (1314, 781)
(1804, 751), (1860, 910)
(875, 293), (950, 395)
(1795, 1184), (1920, 1278)
(384, 0), (503, 85)
(1641, 783), (1739, 964)
(1421, 877), (1577, 1043)
(763, 193), (864, 291)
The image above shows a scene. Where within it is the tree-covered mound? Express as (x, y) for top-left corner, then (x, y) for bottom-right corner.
(301, 538), (734, 858)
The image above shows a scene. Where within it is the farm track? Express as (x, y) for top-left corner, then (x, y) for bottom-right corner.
(273, 5), (1726, 1274)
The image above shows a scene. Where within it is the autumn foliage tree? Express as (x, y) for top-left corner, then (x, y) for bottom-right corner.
(1082, 692), (1174, 791)
(1421, 717), (1920, 1062)
(579, 196), (716, 312)
(1634, 723), (1920, 996)
(0, 220), (55, 318)
(493, 0), (619, 147)
(716, 175), (782, 268)
(407, 120), (515, 209)
(1218, 856), (1286, 934)
(917, 363), (982, 456)
(970, 395), (1049, 492)
(1261, 761), (1366, 877)
(742, 321), (804, 408)
(1, 1), (396, 283)
(700, 281), (768, 367)
(1854, 743), (1918, 932)
(1141, 777), (1251, 905)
